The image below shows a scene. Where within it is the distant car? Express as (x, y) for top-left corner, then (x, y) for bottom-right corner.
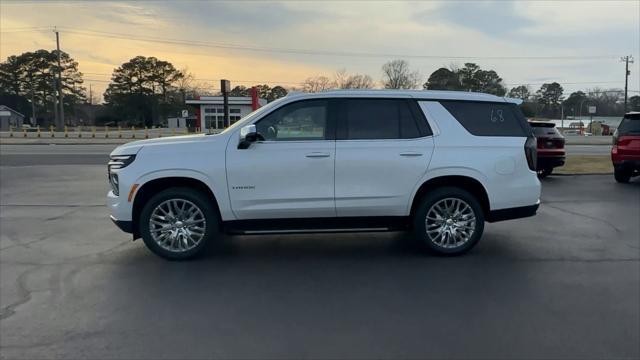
(563, 129), (580, 136)
(611, 112), (640, 183)
(530, 121), (565, 178)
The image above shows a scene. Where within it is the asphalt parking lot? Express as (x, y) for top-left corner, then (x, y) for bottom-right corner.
(1, 149), (639, 359)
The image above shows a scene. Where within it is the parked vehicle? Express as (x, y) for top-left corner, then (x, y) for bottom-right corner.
(612, 112), (640, 183)
(529, 121), (566, 178)
(108, 90), (541, 260)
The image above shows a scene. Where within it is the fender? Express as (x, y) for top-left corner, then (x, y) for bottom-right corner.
(130, 168), (234, 221)
(406, 166), (490, 215)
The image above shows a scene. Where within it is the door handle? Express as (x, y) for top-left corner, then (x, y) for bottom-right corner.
(399, 152), (423, 157)
(305, 152), (331, 158)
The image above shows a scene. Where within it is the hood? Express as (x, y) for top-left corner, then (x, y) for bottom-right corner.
(110, 133), (211, 156)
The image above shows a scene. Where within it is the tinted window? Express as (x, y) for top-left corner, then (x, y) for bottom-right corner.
(531, 124), (561, 137)
(343, 99), (426, 140)
(256, 100), (328, 141)
(618, 114), (640, 135)
(440, 101), (529, 136)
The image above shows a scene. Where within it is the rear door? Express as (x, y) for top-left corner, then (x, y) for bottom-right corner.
(334, 98), (434, 217)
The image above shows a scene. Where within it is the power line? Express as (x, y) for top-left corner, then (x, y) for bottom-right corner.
(43, 26), (628, 61)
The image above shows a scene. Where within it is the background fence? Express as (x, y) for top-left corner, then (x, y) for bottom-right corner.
(0, 126), (223, 139)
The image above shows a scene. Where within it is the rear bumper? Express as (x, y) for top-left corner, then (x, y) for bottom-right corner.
(487, 202), (540, 223)
(110, 215), (133, 234)
(613, 159), (640, 172)
(537, 155), (565, 169)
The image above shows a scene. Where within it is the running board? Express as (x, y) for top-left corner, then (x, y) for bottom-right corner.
(241, 227), (390, 235)
(222, 217), (410, 235)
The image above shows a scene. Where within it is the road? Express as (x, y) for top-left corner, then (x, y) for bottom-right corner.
(0, 143), (612, 167)
(0, 148), (638, 359)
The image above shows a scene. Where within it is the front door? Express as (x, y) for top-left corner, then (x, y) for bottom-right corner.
(226, 99), (337, 219)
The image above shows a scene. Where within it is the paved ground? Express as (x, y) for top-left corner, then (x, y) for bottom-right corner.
(0, 143), (611, 167)
(0, 156), (639, 358)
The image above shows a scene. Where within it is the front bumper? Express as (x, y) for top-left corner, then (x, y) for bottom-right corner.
(110, 215), (133, 233)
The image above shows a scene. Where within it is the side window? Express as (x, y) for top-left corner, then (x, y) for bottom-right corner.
(440, 101), (528, 136)
(343, 99), (428, 140)
(255, 100), (328, 141)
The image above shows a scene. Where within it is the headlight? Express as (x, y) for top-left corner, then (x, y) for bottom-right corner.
(108, 155), (135, 196)
(108, 155), (136, 171)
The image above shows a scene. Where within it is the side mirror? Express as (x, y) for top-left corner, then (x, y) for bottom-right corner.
(238, 124), (258, 149)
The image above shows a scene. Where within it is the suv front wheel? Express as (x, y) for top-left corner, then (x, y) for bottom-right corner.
(139, 187), (218, 260)
(413, 187), (485, 255)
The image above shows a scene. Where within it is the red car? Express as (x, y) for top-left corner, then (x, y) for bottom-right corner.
(529, 121), (565, 178)
(612, 112), (640, 183)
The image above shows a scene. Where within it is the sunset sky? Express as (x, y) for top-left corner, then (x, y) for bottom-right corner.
(1, 0), (638, 102)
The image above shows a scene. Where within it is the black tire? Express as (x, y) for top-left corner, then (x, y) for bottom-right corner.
(413, 187), (485, 255)
(139, 187), (219, 260)
(614, 169), (631, 183)
(537, 167), (553, 179)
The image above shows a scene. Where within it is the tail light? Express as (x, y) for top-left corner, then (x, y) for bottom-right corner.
(525, 136), (537, 171)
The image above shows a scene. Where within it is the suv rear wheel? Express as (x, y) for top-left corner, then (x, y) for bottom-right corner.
(614, 168), (631, 183)
(139, 187), (218, 260)
(413, 187), (485, 255)
(537, 167), (553, 179)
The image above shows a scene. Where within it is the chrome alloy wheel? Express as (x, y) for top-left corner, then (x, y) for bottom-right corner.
(148, 199), (206, 253)
(425, 197), (476, 249)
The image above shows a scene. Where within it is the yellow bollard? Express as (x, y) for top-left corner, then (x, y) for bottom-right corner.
(171, 128), (176, 136)
(23, 128), (27, 137)
(104, 126), (109, 138)
(117, 126), (122, 138)
(50, 125), (55, 137)
(36, 126), (41, 138)
(158, 128), (162, 138)
(91, 126), (96, 138)
(78, 126), (82, 138)
(64, 126), (68, 138)
(131, 126), (136, 138)
(144, 126), (149, 139)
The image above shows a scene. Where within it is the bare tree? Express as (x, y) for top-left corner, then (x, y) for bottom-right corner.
(381, 59), (420, 89)
(302, 76), (334, 93)
(175, 67), (197, 102)
(334, 69), (374, 89)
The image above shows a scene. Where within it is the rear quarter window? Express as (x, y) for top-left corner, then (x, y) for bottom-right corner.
(440, 101), (530, 137)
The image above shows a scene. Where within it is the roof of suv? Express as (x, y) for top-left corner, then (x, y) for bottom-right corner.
(285, 89), (521, 104)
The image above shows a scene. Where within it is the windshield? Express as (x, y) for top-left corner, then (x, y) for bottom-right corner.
(217, 97), (290, 135)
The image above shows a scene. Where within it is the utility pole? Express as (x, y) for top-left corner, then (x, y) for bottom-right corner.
(55, 29), (65, 128)
(221, 79), (230, 128)
(621, 55), (634, 113)
(30, 77), (37, 126)
(89, 84), (93, 105)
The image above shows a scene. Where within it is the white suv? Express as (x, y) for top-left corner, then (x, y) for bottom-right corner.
(108, 90), (540, 260)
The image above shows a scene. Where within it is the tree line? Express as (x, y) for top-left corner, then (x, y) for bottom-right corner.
(1, 50), (638, 127)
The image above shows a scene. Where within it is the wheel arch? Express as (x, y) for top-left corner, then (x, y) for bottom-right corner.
(131, 175), (222, 239)
(409, 175), (491, 220)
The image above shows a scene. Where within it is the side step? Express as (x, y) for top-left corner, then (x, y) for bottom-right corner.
(222, 216), (410, 235)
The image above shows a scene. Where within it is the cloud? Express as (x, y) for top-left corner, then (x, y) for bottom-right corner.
(415, 0), (535, 38)
(152, 1), (331, 33)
